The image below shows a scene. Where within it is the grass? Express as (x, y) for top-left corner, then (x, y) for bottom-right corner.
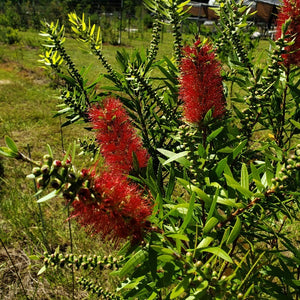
(0, 26), (188, 299)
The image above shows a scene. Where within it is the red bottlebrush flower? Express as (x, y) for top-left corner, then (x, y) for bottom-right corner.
(275, 0), (300, 66)
(89, 97), (149, 173)
(179, 39), (225, 124)
(71, 169), (152, 242)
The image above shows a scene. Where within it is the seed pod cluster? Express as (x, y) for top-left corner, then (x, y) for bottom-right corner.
(42, 251), (123, 272)
(29, 153), (89, 203)
(77, 277), (122, 299)
(272, 145), (300, 192)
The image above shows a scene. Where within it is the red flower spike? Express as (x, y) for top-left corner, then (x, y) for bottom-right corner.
(276, 0), (300, 66)
(179, 39), (225, 124)
(71, 170), (152, 242)
(89, 98), (149, 173)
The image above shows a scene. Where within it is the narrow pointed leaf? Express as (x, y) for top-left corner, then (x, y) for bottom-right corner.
(207, 127), (224, 143)
(0, 147), (18, 158)
(203, 217), (219, 234)
(180, 192), (195, 232)
(241, 163), (249, 189)
(226, 216), (242, 245)
(116, 250), (147, 277)
(5, 136), (18, 153)
(170, 276), (191, 299)
(37, 190), (58, 203)
(200, 247), (233, 263)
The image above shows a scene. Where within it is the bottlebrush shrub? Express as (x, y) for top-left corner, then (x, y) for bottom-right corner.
(1, 0), (300, 299)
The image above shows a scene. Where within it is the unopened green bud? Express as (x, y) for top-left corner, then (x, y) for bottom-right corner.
(41, 165), (50, 175)
(195, 261), (203, 268)
(51, 178), (62, 189)
(43, 154), (53, 165)
(186, 251), (193, 262)
(37, 177), (46, 188)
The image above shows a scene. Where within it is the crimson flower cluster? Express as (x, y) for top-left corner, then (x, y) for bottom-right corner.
(71, 169), (151, 241)
(70, 97), (151, 242)
(179, 39), (225, 124)
(89, 97), (149, 174)
(276, 0), (300, 66)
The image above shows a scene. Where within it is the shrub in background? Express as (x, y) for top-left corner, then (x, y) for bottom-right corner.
(0, 26), (21, 44)
(1, 0), (300, 299)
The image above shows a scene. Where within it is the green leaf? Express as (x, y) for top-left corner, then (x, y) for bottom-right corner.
(250, 162), (260, 182)
(116, 250), (147, 278)
(215, 157), (228, 177)
(28, 255), (40, 260)
(226, 216), (242, 245)
(46, 144), (53, 158)
(37, 190), (58, 203)
(166, 233), (189, 241)
(196, 236), (214, 249)
(5, 136), (18, 153)
(117, 276), (145, 291)
(151, 245), (174, 255)
(165, 167), (176, 201)
(217, 197), (244, 208)
(37, 265), (47, 276)
(241, 163), (249, 189)
(200, 247), (233, 263)
(157, 254), (175, 262)
(193, 280), (209, 297)
(264, 157), (274, 187)
(157, 148), (190, 167)
(291, 279), (300, 287)
(162, 151), (189, 166)
(26, 174), (35, 180)
(0, 147), (18, 158)
(224, 174), (253, 199)
(233, 140), (247, 159)
(203, 217), (219, 234)
(207, 189), (219, 221)
(291, 119), (300, 129)
(170, 275), (191, 299)
(179, 192), (195, 233)
(207, 127), (224, 143)
(177, 178), (211, 204)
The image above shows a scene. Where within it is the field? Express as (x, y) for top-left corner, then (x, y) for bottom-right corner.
(0, 28), (194, 299)
(0, 24), (299, 299)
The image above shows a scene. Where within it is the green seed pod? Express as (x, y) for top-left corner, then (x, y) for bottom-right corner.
(186, 251), (193, 262)
(211, 276), (218, 285)
(36, 177), (46, 188)
(32, 167), (42, 176)
(41, 165), (50, 175)
(43, 154), (53, 165)
(51, 178), (62, 189)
